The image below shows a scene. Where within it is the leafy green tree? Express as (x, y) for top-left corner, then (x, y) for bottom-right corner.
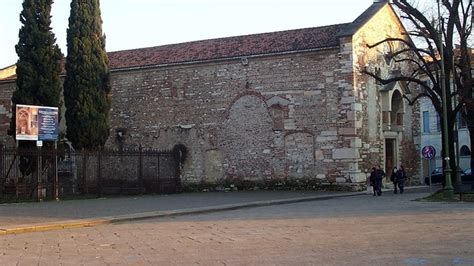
(64, 0), (111, 150)
(10, 0), (63, 177)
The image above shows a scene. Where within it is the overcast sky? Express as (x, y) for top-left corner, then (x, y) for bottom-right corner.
(0, 0), (377, 68)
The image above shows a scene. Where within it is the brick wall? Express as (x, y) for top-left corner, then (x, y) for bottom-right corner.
(107, 49), (361, 185)
(0, 81), (15, 146)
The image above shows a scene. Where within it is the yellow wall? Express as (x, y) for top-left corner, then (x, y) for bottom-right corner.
(0, 65), (16, 80)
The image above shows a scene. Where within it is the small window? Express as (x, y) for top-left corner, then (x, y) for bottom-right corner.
(460, 145), (471, 156)
(375, 68), (382, 86)
(457, 112), (467, 128)
(423, 111), (430, 133)
(396, 113), (403, 126)
(420, 80), (431, 93)
(382, 111), (389, 124)
(271, 106), (285, 131)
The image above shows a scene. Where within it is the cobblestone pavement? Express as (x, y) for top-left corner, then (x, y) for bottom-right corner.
(1, 189), (473, 265)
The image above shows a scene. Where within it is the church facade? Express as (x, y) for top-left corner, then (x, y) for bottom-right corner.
(0, 2), (420, 189)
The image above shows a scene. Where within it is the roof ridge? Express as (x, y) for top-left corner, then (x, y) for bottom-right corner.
(107, 23), (349, 70)
(337, 1), (389, 37)
(108, 22), (351, 55)
(1, 22), (353, 77)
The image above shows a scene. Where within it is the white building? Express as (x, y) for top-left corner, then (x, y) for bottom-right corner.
(419, 96), (471, 182)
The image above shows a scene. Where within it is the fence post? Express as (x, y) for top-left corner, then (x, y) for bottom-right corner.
(157, 153), (161, 193)
(138, 145), (143, 194)
(82, 150), (88, 194)
(176, 153), (182, 192)
(97, 148), (102, 198)
(0, 144), (4, 198)
(54, 142), (59, 200)
(37, 145), (42, 202)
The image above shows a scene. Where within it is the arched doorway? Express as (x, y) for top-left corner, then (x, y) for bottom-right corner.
(384, 89), (404, 174)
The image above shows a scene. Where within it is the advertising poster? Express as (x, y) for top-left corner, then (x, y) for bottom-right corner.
(16, 104), (58, 141)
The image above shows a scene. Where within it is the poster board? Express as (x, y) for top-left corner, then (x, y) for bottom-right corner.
(15, 104), (59, 141)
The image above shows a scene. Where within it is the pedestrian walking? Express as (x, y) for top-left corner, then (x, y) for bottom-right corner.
(390, 167), (398, 194)
(369, 167), (377, 196)
(375, 165), (385, 196)
(396, 165), (407, 194)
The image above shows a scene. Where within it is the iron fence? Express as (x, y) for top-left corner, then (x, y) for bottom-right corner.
(0, 146), (181, 201)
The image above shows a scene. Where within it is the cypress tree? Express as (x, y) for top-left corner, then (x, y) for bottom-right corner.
(10, 0), (63, 137)
(64, 0), (111, 150)
(9, 0), (63, 177)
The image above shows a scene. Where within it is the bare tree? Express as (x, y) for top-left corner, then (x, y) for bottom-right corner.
(363, 0), (473, 184)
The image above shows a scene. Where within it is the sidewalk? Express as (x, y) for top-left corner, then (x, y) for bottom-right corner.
(0, 186), (427, 235)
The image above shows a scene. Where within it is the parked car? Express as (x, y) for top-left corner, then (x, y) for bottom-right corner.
(462, 168), (472, 183)
(424, 167), (444, 185)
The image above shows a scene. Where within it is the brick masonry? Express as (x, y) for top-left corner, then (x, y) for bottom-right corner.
(107, 50), (359, 185)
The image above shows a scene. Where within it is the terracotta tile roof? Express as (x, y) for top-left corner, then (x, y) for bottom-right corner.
(108, 23), (349, 70)
(1, 23), (350, 80)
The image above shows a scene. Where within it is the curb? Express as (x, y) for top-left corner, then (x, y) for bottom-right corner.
(0, 219), (111, 235)
(0, 191), (365, 235)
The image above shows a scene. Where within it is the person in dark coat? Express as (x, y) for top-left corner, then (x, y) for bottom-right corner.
(369, 167), (377, 196)
(390, 167), (398, 194)
(374, 165), (385, 196)
(396, 165), (407, 194)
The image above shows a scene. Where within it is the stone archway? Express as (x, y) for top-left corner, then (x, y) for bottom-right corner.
(390, 89), (404, 130)
(381, 87), (405, 174)
(222, 94), (273, 179)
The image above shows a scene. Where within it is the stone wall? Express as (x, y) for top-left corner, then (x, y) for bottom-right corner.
(107, 49), (361, 185)
(351, 4), (421, 178)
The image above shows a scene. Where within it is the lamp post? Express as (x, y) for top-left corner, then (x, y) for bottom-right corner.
(438, 0), (453, 198)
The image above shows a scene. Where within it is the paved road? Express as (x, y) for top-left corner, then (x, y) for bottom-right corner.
(1, 188), (473, 265)
(0, 190), (341, 227)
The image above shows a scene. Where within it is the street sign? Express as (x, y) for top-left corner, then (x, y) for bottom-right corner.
(422, 145), (437, 195)
(422, 145), (436, 160)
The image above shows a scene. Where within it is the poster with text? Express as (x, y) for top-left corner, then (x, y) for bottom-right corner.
(16, 104), (58, 141)
(38, 106), (59, 141)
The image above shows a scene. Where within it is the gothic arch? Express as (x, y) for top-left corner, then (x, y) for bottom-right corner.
(221, 94), (273, 179)
(225, 91), (267, 119)
(460, 145), (471, 156)
(390, 89), (404, 126)
(380, 84), (405, 131)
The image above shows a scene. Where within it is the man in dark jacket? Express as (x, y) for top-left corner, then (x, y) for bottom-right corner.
(369, 167), (377, 196)
(396, 165), (407, 194)
(374, 165), (385, 196)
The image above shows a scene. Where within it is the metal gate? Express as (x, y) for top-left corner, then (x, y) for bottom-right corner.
(0, 146), (181, 202)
